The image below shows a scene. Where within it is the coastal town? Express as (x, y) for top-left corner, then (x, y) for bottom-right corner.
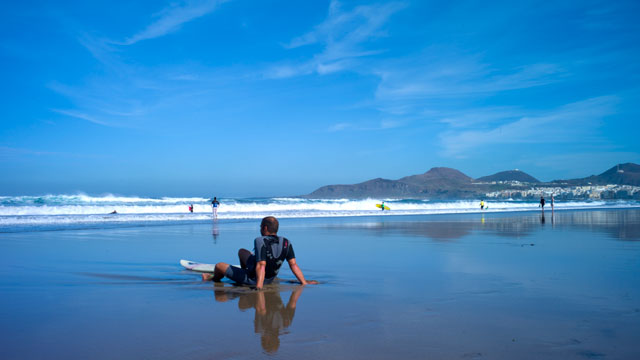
(484, 182), (640, 200)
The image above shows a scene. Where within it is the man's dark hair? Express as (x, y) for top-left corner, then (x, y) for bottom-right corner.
(261, 216), (279, 234)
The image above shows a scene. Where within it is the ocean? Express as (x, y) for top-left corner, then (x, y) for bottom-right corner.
(1, 193), (639, 232)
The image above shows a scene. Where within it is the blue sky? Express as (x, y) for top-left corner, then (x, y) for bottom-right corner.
(1, 0), (639, 197)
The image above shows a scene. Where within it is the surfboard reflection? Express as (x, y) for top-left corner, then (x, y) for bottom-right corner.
(212, 284), (303, 354)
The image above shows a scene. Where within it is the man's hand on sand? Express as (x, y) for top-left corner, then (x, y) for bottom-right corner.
(304, 280), (319, 285)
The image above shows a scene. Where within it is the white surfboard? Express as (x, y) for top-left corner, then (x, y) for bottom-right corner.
(180, 259), (241, 273)
(180, 259), (216, 273)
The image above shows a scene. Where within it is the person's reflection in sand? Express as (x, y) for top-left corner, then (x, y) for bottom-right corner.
(213, 284), (303, 354)
(541, 213), (546, 225)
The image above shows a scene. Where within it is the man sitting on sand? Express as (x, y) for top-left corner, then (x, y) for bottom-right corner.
(202, 216), (317, 289)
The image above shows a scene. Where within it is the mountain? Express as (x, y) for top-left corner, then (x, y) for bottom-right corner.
(475, 169), (539, 183)
(399, 167), (473, 187)
(557, 163), (640, 186)
(304, 163), (640, 199)
(306, 167), (479, 199)
(305, 178), (422, 198)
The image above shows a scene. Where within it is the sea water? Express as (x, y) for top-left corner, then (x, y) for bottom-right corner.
(1, 193), (639, 232)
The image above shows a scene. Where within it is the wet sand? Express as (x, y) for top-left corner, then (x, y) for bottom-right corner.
(1, 209), (639, 359)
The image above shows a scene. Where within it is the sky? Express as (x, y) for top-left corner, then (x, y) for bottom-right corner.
(1, 0), (639, 197)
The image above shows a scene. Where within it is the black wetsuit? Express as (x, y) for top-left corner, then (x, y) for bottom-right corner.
(224, 235), (296, 285)
(252, 235), (296, 279)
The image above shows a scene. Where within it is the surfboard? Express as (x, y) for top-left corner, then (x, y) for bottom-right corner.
(376, 204), (390, 210)
(180, 259), (216, 273)
(180, 259), (242, 273)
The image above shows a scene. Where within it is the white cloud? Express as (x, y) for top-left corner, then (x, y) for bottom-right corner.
(266, 0), (406, 78)
(115, 0), (227, 45)
(438, 107), (522, 128)
(374, 56), (562, 101)
(0, 146), (109, 160)
(0, 146), (51, 158)
(517, 151), (640, 180)
(52, 109), (115, 127)
(328, 122), (352, 132)
(328, 118), (405, 132)
(438, 96), (618, 157)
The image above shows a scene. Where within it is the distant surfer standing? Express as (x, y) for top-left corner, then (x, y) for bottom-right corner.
(551, 195), (554, 212)
(381, 201), (385, 211)
(211, 197), (220, 219)
(202, 216), (317, 289)
(540, 196), (545, 211)
(188, 204), (194, 213)
(480, 200), (485, 210)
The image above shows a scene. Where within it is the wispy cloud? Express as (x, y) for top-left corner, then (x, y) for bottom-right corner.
(437, 107), (522, 128)
(47, 62), (251, 132)
(517, 151), (640, 180)
(0, 146), (110, 160)
(328, 122), (352, 132)
(48, 79), (151, 128)
(51, 109), (116, 127)
(77, 33), (122, 71)
(328, 118), (405, 132)
(266, 0), (406, 78)
(0, 146), (56, 158)
(114, 0), (227, 45)
(374, 55), (562, 102)
(439, 96), (618, 158)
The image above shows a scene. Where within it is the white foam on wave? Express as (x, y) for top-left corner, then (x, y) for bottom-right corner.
(0, 196), (635, 215)
(0, 196), (639, 228)
(0, 198), (609, 216)
(0, 204), (212, 216)
(0, 193), (210, 205)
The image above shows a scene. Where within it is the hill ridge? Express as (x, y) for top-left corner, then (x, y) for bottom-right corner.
(476, 169), (539, 183)
(304, 163), (640, 199)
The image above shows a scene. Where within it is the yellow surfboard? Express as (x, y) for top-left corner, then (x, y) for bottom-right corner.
(376, 204), (390, 210)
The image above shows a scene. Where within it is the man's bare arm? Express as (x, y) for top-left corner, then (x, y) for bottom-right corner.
(288, 258), (318, 285)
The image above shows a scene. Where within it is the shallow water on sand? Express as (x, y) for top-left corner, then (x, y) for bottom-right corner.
(1, 209), (639, 359)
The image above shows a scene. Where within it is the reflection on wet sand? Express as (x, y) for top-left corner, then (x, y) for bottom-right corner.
(331, 218), (536, 240)
(562, 210), (640, 240)
(211, 221), (220, 243)
(326, 209), (640, 241)
(212, 283), (303, 354)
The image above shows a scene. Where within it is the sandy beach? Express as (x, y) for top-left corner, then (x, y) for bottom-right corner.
(1, 209), (639, 359)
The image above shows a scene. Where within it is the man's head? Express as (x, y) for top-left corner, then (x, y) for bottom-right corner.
(260, 216), (279, 235)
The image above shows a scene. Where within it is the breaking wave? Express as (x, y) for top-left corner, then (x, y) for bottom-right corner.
(1, 193), (639, 231)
